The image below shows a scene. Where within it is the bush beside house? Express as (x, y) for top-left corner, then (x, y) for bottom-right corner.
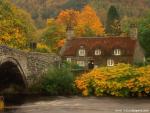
(75, 64), (150, 97)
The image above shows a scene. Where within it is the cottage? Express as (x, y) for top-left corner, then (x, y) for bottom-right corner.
(60, 27), (145, 69)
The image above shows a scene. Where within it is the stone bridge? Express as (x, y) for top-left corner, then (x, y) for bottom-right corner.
(0, 46), (60, 91)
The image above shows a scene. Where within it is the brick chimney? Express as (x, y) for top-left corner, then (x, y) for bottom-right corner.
(130, 24), (138, 40)
(59, 26), (74, 56)
(66, 26), (74, 40)
(130, 24), (145, 64)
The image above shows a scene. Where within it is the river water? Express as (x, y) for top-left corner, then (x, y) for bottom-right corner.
(2, 96), (150, 113)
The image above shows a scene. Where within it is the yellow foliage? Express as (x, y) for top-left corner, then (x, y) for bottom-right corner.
(47, 18), (55, 26)
(37, 43), (51, 52)
(75, 64), (150, 97)
(0, 28), (27, 49)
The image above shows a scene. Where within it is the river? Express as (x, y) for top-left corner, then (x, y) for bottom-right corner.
(2, 96), (150, 113)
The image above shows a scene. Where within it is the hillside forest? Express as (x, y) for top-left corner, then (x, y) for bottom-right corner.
(0, 0), (150, 57)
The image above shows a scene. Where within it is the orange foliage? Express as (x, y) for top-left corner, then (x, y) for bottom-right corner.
(76, 5), (105, 36)
(56, 5), (105, 36)
(56, 9), (79, 28)
(56, 39), (65, 48)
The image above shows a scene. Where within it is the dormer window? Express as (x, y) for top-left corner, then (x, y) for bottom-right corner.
(114, 49), (121, 56)
(78, 49), (86, 56)
(95, 49), (101, 56)
(107, 59), (114, 66)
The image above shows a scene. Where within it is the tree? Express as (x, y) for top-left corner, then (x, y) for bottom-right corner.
(61, 0), (89, 10)
(121, 16), (140, 36)
(76, 5), (105, 36)
(106, 5), (121, 35)
(41, 5), (105, 52)
(56, 9), (79, 29)
(139, 13), (150, 57)
(0, 0), (36, 49)
(56, 5), (105, 37)
(40, 20), (66, 52)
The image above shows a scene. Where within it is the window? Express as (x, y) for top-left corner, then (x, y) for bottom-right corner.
(77, 61), (85, 67)
(94, 65), (98, 68)
(66, 58), (71, 62)
(95, 49), (101, 56)
(107, 59), (114, 66)
(79, 49), (86, 56)
(114, 49), (121, 56)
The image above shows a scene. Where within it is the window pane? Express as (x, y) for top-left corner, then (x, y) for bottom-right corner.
(79, 49), (85, 56)
(95, 49), (101, 55)
(66, 58), (71, 62)
(77, 61), (85, 67)
(107, 59), (114, 66)
(114, 49), (121, 55)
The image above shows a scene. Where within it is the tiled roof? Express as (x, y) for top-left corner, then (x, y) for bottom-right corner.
(62, 37), (136, 56)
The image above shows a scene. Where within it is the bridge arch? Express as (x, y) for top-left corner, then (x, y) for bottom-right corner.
(0, 57), (28, 92)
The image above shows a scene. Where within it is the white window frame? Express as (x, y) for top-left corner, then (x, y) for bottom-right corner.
(94, 65), (98, 68)
(107, 59), (114, 66)
(66, 58), (72, 63)
(77, 61), (85, 67)
(78, 49), (86, 56)
(114, 49), (121, 56)
(95, 49), (101, 56)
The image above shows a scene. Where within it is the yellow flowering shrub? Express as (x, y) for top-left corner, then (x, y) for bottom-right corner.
(75, 64), (150, 97)
(36, 43), (51, 53)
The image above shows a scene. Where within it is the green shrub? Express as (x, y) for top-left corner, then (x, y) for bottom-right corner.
(41, 66), (76, 95)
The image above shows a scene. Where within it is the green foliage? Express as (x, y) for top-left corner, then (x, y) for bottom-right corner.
(61, 0), (89, 10)
(106, 5), (121, 35)
(121, 16), (140, 35)
(107, 5), (120, 21)
(41, 66), (76, 95)
(10, 0), (71, 28)
(35, 48), (49, 53)
(40, 22), (66, 52)
(90, 0), (150, 24)
(82, 26), (96, 37)
(139, 14), (150, 57)
(146, 58), (150, 64)
(11, 0), (150, 30)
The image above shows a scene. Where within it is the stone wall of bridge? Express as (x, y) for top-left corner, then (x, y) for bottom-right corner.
(0, 46), (60, 87)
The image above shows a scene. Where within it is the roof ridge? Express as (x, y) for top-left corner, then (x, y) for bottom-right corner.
(70, 37), (132, 40)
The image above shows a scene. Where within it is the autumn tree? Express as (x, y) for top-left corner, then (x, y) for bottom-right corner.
(56, 5), (105, 37)
(41, 5), (105, 52)
(106, 5), (121, 35)
(0, 0), (36, 49)
(76, 5), (105, 36)
(56, 9), (79, 29)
